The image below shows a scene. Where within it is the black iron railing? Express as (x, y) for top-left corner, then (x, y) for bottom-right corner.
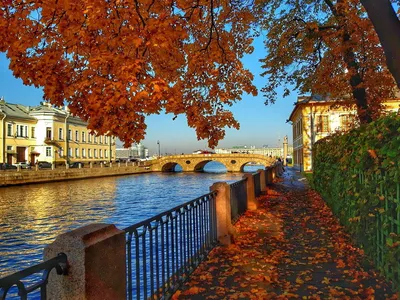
(230, 178), (248, 223)
(253, 172), (261, 198)
(124, 192), (217, 300)
(0, 253), (68, 300)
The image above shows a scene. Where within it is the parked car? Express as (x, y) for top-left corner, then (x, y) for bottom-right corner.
(13, 162), (31, 169)
(37, 161), (52, 169)
(0, 163), (17, 170)
(70, 162), (84, 168)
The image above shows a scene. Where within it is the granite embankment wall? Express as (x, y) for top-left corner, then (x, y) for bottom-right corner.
(0, 165), (152, 187)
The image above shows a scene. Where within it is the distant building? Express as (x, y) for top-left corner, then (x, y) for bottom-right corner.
(288, 95), (400, 171)
(0, 98), (116, 165)
(116, 143), (149, 160)
(215, 146), (293, 158)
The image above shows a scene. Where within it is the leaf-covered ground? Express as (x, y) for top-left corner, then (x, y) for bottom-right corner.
(173, 168), (398, 299)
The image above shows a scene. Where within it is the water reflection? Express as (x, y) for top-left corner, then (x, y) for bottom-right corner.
(0, 162), (265, 278)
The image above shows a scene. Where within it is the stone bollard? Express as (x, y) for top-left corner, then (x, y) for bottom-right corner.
(35, 164), (39, 171)
(90, 162), (93, 168)
(100, 162), (103, 168)
(17, 165), (21, 172)
(257, 169), (266, 193)
(44, 224), (126, 300)
(51, 163), (55, 170)
(265, 167), (273, 185)
(110, 162), (112, 168)
(118, 162), (121, 168)
(272, 166), (276, 181)
(210, 182), (236, 245)
(78, 163), (82, 169)
(66, 162), (69, 170)
(125, 161), (128, 167)
(243, 173), (257, 210)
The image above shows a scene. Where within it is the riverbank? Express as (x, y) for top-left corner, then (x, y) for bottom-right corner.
(0, 164), (152, 187)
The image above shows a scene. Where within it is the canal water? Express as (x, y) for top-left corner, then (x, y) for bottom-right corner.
(0, 162), (263, 279)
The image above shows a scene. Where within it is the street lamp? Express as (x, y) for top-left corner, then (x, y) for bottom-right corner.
(157, 140), (160, 157)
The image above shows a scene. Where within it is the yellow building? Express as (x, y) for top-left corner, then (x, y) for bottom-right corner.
(0, 99), (38, 164)
(288, 95), (400, 171)
(1, 99), (116, 166)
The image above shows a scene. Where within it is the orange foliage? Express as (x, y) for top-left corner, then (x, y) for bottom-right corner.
(0, 0), (257, 147)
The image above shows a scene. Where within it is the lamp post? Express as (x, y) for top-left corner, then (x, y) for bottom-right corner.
(157, 140), (160, 157)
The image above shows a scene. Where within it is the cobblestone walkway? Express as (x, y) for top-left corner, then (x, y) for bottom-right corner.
(173, 168), (398, 299)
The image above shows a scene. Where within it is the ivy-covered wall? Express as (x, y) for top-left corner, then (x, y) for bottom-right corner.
(313, 113), (400, 289)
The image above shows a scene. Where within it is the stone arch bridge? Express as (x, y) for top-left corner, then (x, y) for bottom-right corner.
(151, 154), (276, 172)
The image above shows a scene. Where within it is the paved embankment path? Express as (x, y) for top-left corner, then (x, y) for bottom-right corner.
(173, 168), (397, 299)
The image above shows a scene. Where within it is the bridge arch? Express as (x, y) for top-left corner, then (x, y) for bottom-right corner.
(239, 160), (269, 172)
(161, 162), (183, 172)
(193, 160), (228, 172)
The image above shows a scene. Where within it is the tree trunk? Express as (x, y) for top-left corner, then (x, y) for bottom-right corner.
(361, 0), (400, 89)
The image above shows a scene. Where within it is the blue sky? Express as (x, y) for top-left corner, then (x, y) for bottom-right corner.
(0, 36), (296, 155)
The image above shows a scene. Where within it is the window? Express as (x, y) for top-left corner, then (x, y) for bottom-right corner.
(75, 148), (79, 157)
(94, 149), (97, 158)
(105, 136), (108, 144)
(46, 147), (52, 157)
(7, 146), (12, 151)
(105, 149), (108, 158)
(46, 127), (52, 139)
(99, 149), (103, 158)
(94, 136), (97, 143)
(99, 136), (102, 144)
(68, 147), (72, 157)
(75, 130), (79, 141)
(59, 128), (63, 140)
(31, 127), (35, 138)
(88, 134), (92, 143)
(68, 129), (72, 140)
(59, 148), (64, 157)
(82, 132), (86, 142)
(17, 125), (28, 137)
(316, 115), (329, 133)
(82, 148), (86, 157)
(88, 149), (92, 158)
(7, 124), (12, 137)
(340, 114), (355, 131)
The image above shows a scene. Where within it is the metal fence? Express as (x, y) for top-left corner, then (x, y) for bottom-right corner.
(253, 172), (261, 198)
(355, 171), (400, 289)
(124, 192), (217, 300)
(230, 178), (248, 223)
(0, 253), (68, 300)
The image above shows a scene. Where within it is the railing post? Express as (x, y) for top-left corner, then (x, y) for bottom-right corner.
(44, 224), (126, 300)
(243, 173), (257, 210)
(210, 182), (235, 245)
(257, 169), (266, 193)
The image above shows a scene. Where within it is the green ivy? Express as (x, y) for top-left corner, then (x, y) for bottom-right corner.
(313, 113), (400, 290)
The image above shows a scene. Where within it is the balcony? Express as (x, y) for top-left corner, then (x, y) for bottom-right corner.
(44, 138), (61, 148)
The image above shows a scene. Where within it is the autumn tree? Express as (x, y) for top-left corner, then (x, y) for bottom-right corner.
(0, 0), (257, 147)
(258, 0), (396, 123)
(360, 0), (400, 89)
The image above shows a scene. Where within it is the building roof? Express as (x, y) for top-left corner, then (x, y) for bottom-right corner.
(0, 100), (36, 120)
(288, 94), (400, 122)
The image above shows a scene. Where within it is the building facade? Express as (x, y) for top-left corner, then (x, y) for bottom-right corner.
(288, 95), (400, 171)
(215, 146), (293, 158)
(116, 143), (149, 160)
(0, 99), (116, 165)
